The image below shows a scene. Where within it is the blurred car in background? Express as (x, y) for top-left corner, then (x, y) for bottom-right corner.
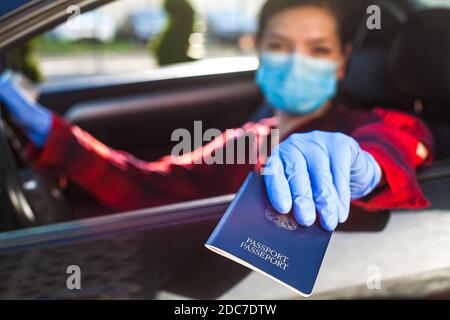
(50, 11), (117, 43)
(206, 10), (257, 43)
(120, 9), (167, 42)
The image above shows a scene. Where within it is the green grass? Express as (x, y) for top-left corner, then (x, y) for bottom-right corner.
(34, 36), (147, 55)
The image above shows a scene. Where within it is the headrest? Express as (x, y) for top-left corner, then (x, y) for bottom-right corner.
(340, 0), (409, 109)
(389, 9), (450, 118)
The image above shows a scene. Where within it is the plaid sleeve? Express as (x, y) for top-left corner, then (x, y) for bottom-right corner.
(351, 108), (434, 211)
(29, 114), (271, 213)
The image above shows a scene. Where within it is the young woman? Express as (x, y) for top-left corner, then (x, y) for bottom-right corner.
(0, 0), (433, 231)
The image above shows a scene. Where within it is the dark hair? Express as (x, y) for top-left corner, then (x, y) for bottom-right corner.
(257, 0), (348, 47)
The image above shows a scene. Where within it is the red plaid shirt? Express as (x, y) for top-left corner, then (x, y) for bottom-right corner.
(31, 105), (434, 215)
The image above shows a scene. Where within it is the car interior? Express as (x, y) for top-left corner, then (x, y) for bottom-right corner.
(1, 0), (450, 299)
(25, 0), (450, 217)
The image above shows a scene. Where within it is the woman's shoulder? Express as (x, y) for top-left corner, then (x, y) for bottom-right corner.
(371, 107), (424, 123)
(337, 105), (425, 127)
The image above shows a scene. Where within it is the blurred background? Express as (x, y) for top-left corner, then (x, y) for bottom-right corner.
(7, 0), (265, 83)
(4, 0), (448, 84)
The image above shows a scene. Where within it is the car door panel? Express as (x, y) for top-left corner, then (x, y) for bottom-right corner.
(0, 195), (232, 299)
(1, 161), (450, 299)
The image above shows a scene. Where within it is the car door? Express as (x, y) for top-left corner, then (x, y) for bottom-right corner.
(1, 159), (450, 300)
(0, 193), (239, 299)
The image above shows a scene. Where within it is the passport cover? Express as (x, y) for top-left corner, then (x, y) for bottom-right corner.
(205, 172), (333, 297)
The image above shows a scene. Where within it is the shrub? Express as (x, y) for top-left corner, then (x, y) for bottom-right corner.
(3, 39), (43, 82)
(151, 0), (195, 66)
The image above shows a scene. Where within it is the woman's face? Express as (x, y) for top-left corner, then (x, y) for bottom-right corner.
(259, 5), (348, 80)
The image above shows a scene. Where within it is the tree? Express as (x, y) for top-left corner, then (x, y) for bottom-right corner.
(151, 0), (195, 66)
(3, 39), (42, 82)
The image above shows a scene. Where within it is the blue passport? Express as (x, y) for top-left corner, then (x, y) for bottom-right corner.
(205, 172), (333, 297)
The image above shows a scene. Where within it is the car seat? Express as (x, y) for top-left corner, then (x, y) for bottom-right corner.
(340, 0), (411, 109)
(388, 9), (450, 160)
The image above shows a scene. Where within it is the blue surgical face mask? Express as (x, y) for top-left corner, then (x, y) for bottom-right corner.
(256, 52), (339, 115)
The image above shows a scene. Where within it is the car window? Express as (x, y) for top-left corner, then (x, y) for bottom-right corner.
(420, 0), (450, 7)
(29, 0), (265, 82)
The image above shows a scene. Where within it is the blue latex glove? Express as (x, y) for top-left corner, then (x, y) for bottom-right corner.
(0, 70), (52, 147)
(264, 131), (382, 231)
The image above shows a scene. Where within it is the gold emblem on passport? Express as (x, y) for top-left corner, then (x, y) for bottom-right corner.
(264, 206), (299, 231)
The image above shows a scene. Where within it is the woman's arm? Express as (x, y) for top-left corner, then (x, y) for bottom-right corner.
(30, 114), (273, 212)
(0, 72), (273, 214)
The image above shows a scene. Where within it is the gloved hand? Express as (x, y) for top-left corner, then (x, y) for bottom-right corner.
(264, 131), (382, 231)
(0, 70), (52, 147)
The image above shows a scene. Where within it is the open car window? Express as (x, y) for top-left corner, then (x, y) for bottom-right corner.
(26, 0), (265, 83)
